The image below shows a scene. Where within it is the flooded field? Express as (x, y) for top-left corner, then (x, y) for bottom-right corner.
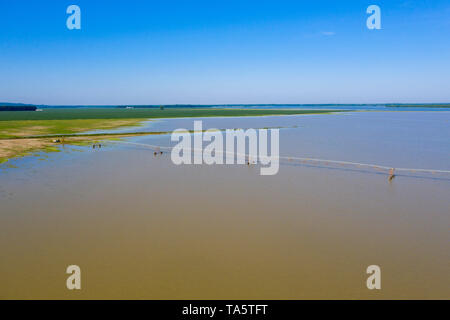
(1, 111), (449, 299)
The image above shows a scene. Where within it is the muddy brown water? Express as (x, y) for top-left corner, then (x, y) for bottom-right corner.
(1, 112), (449, 299)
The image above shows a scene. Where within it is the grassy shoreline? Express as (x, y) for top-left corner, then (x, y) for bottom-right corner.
(0, 118), (144, 139)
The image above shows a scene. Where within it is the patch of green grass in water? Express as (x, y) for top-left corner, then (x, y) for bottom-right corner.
(42, 146), (60, 153)
(68, 141), (93, 146)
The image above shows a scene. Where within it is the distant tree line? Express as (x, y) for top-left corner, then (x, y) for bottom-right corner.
(0, 105), (37, 111)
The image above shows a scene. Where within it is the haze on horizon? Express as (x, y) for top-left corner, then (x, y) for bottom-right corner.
(0, 0), (449, 105)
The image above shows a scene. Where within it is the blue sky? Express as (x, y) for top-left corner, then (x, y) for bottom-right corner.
(0, 0), (449, 105)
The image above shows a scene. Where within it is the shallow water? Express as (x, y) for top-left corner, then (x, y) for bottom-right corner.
(0, 112), (449, 299)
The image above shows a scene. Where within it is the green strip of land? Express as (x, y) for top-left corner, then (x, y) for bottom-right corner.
(0, 107), (339, 121)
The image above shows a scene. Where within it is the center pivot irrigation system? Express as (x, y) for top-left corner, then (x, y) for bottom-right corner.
(109, 140), (450, 181)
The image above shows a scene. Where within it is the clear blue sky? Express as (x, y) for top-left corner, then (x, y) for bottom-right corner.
(0, 0), (449, 105)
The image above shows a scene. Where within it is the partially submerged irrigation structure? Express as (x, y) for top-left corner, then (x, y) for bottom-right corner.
(110, 140), (450, 181)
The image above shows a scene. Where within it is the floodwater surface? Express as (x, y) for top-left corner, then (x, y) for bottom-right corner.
(0, 111), (449, 299)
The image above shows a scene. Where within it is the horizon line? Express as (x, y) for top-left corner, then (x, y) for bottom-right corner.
(2, 102), (450, 107)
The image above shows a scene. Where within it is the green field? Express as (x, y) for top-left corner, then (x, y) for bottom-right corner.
(0, 108), (340, 121)
(0, 119), (143, 139)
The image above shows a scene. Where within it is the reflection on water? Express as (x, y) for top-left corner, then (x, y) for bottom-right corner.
(0, 112), (449, 299)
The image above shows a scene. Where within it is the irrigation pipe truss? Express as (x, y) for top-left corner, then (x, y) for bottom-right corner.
(110, 140), (450, 176)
